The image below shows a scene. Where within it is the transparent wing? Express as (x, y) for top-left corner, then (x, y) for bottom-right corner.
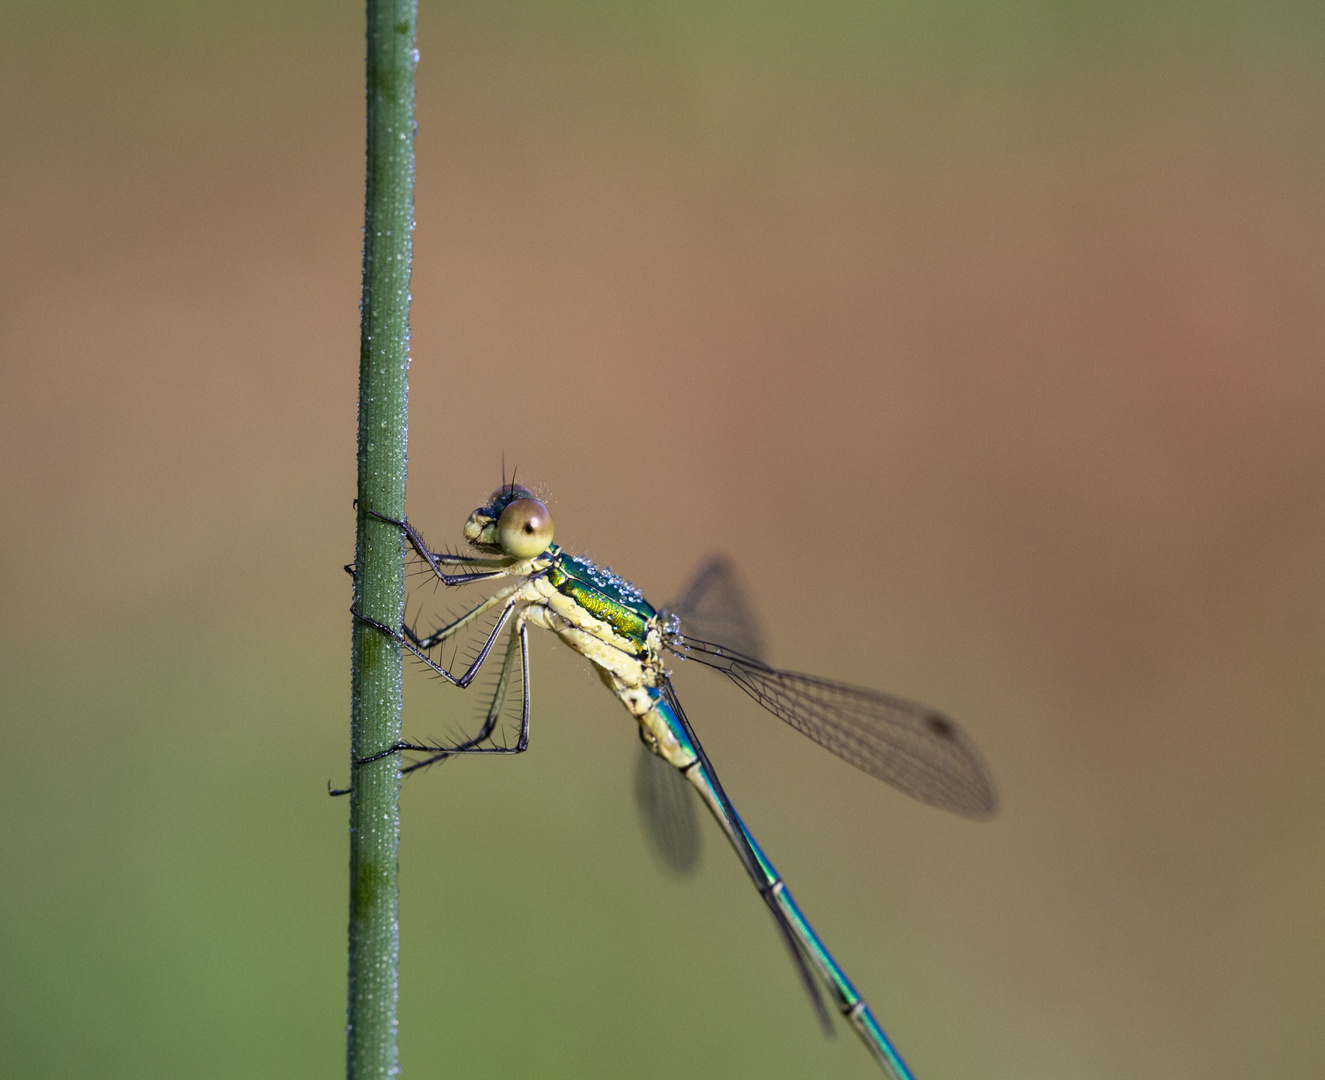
(676, 638), (998, 818)
(662, 556), (767, 663)
(633, 745), (701, 874)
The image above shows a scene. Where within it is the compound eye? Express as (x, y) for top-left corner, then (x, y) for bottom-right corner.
(488, 483), (535, 506)
(497, 498), (554, 559)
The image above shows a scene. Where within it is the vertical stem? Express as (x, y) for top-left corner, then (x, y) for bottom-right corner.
(348, 2), (415, 1078)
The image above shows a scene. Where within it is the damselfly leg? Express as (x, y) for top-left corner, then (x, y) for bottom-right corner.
(351, 592), (516, 691)
(398, 611), (530, 774)
(348, 608), (532, 767)
(370, 510), (513, 583)
(338, 531), (536, 788)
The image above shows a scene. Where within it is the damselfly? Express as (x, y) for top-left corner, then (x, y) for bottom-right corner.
(349, 481), (997, 1079)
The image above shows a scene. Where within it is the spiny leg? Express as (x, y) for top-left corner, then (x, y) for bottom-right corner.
(404, 580), (527, 650)
(329, 618), (525, 795)
(350, 605), (535, 766)
(369, 509), (512, 584)
(399, 614), (528, 775)
(352, 595), (515, 692)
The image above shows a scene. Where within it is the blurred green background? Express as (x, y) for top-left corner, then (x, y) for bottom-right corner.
(2, 1), (1323, 1077)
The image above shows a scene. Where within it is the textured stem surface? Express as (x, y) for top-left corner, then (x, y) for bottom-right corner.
(348, 1), (415, 1077)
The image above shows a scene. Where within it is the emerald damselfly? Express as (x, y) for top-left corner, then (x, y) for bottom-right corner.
(349, 481), (997, 1078)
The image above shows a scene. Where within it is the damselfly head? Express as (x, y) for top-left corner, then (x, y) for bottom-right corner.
(463, 483), (554, 559)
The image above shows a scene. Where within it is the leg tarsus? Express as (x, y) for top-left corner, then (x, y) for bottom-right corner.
(352, 737), (529, 767)
(367, 508), (408, 529)
(353, 742), (415, 766)
(351, 606), (405, 644)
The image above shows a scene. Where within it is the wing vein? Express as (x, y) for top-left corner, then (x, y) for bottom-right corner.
(675, 637), (997, 818)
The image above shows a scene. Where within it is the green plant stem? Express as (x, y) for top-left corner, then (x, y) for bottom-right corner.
(348, 2), (415, 1078)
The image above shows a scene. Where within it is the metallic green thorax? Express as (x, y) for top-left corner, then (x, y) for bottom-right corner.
(547, 550), (656, 654)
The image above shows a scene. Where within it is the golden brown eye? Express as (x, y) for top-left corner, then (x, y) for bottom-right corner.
(497, 498), (554, 559)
